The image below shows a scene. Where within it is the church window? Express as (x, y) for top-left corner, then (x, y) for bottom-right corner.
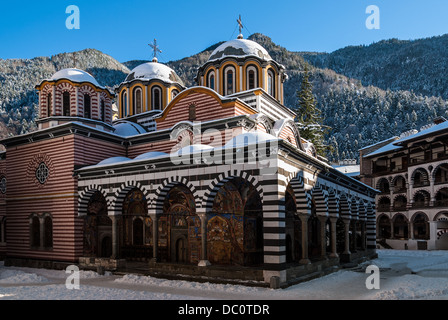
(31, 216), (40, 248)
(267, 69), (276, 97)
(152, 86), (162, 110)
(101, 100), (106, 122)
(247, 66), (258, 90)
(189, 103), (196, 121)
(47, 93), (52, 117)
(63, 92), (71, 117)
(0, 176), (6, 194)
(122, 92), (128, 117)
(207, 71), (215, 90)
(224, 67), (235, 95)
(133, 87), (142, 114)
(36, 162), (49, 185)
(172, 89), (179, 100)
(84, 94), (91, 119)
(43, 215), (53, 249)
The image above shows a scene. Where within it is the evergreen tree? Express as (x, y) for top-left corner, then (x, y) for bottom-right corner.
(294, 65), (331, 157)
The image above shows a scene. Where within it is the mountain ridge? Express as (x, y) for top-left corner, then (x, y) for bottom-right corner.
(0, 33), (447, 162)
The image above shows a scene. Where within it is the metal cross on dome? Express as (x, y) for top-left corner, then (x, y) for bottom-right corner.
(237, 15), (243, 35)
(149, 39), (162, 62)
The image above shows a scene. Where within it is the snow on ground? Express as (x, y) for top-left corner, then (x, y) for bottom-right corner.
(1, 250), (448, 300)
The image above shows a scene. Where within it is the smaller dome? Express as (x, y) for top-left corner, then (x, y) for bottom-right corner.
(134, 151), (168, 160)
(50, 68), (103, 88)
(113, 121), (147, 136)
(224, 132), (279, 148)
(125, 62), (184, 86)
(97, 156), (131, 166)
(208, 39), (272, 62)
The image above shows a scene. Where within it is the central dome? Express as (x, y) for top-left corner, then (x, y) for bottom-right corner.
(208, 39), (272, 62)
(125, 62), (184, 86)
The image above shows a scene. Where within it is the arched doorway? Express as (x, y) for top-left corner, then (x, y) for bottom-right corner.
(83, 191), (111, 258)
(378, 215), (391, 239)
(285, 184), (301, 263)
(207, 177), (263, 266)
(393, 214), (409, 239)
(121, 188), (152, 260)
(160, 184), (199, 264)
(413, 213), (429, 240)
(308, 199), (321, 259)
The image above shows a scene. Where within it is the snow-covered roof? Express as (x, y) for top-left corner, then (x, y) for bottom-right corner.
(125, 62), (184, 86)
(97, 157), (131, 166)
(224, 132), (279, 148)
(175, 144), (214, 155)
(112, 121), (147, 137)
(365, 120), (448, 158)
(48, 68), (103, 88)
(208, 39), (272, 62)
(134, 151), (168, 160)
(396, 120), (448, 144)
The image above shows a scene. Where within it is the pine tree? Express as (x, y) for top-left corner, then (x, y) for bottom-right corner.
(294, 65), (331, 157)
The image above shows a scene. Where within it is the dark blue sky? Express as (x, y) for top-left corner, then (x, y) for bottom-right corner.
(0, 0), (447, 63)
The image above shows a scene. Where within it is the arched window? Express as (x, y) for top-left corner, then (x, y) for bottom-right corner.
(133, 87), (142, 114)
(122, 91), (128, 117)
(152, 86), (162, 110)
(267, 69), (275, 97)
(171, 89), (179, 100)
(47, 93), (52, 117)
(63, 92), (71, 117)
(31, 216), (40, 248)
(83, 94), (91, 119)
(246, 66), (258, 90)
(207, 71), (215, 91)
(43, 216), (53, 249)
(224, 66), (235, 95)
(100, 100), (106, 122)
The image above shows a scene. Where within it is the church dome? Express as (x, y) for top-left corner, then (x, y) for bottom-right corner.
(49, 68), (103, 88)
(125, 61), (184, 86)
(208, 38), (272, 62)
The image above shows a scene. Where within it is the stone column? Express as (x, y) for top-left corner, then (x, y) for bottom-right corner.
(299, 214), (310, 264)
(149, 213), (158, 263)
(340, 219), (351, 262)
(329, 217), (338, 258)
(361, 222), (366, 250)
(198, 212), (210, 267)
(111, 215), (119, 259)
(318, 216), (327, 260)
(430, 177), (436, 206)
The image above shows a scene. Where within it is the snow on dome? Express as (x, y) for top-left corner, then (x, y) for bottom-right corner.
(125, 62), (184, 86)
(224, 132), (279, 148)
(208, 39), (272, 62)
(49, 68), (103, 88)
(134, 151), (168, 160)
(113, 121), (147, 137)
(97, 156), (131, 166)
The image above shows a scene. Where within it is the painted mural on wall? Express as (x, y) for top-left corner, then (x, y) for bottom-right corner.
(207, 178), (263, 266)
(83, 191), (111, 257)
(160, 185), (200, 263)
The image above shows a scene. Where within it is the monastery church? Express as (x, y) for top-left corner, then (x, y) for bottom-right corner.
(0, 28), (378, 287)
